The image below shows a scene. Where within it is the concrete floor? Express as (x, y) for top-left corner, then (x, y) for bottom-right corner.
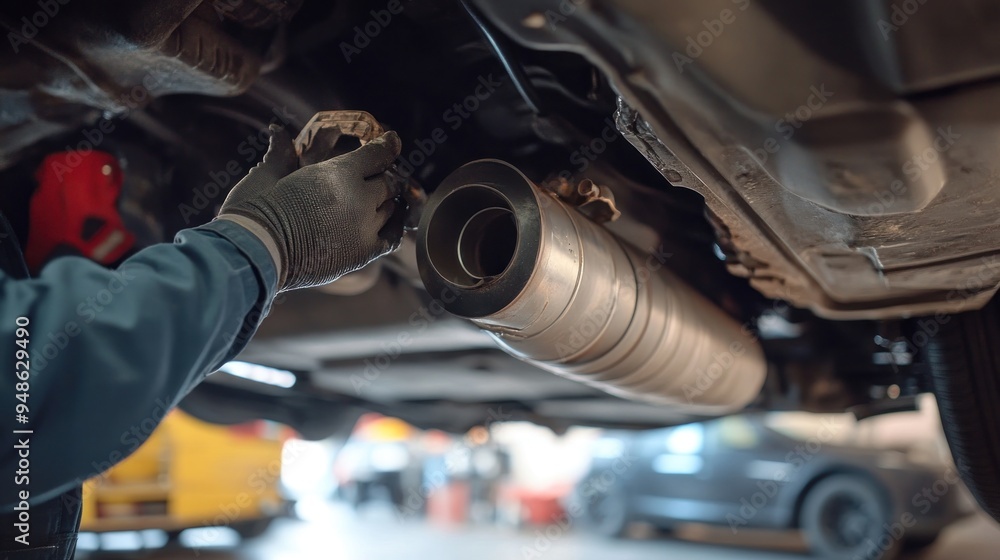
(78, 502), (1000, 560)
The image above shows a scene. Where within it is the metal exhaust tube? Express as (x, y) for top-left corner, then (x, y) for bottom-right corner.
(416, 160), (766, 412)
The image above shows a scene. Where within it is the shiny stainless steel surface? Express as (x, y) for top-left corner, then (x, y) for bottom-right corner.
(417, 160), (766, 412)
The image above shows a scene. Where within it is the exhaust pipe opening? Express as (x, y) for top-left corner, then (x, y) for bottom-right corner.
(424, 185), (518, 288)
(458, 207), (518, 280)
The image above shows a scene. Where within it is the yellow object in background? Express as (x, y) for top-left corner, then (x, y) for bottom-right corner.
(80, 410), (291, 539)
(353, 414), (415, 442)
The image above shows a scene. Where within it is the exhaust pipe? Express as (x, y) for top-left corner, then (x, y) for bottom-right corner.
(416, 160), (766, 412)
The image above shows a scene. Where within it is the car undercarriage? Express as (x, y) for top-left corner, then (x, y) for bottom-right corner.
(4, 0), (1000, 525)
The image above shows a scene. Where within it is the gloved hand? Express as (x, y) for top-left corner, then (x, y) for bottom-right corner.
(216, 125), (405, 291)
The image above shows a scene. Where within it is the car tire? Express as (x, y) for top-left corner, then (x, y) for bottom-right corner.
(924, 297), (1000, 522)
(654, 524), (676, 536)
(800, 474), (900, 560)
(575, 479), (630, 538)
(232, 517), (275, 540)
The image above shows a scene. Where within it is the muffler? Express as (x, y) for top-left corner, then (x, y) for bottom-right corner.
(416, 160), (766, 412)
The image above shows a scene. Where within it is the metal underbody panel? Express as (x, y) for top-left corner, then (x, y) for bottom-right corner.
(476, 0), (1000, 319)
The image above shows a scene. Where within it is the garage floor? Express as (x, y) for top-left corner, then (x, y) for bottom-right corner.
(78, 501), (1000, 560)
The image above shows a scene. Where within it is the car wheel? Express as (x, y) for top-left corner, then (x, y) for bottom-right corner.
(232, 517), (275, 540)
(576, 480), (630, 538)
(164, 530), (184, 546)
(800, 475), (900, 560)
(924, 297), (1000, 522)
(654, 523), (676, 536)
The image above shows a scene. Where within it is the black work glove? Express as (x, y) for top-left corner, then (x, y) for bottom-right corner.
(216, 125), (405, 292)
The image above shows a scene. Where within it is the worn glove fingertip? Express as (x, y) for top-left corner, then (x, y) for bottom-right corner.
(372, 130), (403, 159)
(352, 130), (403, 178)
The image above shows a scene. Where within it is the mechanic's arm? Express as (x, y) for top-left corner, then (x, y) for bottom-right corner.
(1, 127), (403, 508)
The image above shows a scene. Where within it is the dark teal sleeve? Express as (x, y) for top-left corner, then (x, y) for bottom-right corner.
(1, 220), (278, 509)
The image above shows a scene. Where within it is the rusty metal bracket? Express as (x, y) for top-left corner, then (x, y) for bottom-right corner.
(541, 177), (621, 224)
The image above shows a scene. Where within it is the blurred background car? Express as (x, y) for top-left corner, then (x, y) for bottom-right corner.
(75, 403), (998, 560)
(332, 414), (421, 511)
(80, 410), (293, 545)
(331, 415), (513, 525)
(570, 410), (969, 560)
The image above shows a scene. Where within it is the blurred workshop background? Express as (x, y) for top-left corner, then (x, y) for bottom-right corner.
(74, 395), (1000, 560)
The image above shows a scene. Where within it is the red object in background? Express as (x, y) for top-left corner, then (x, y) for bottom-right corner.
(519, 493), (565, 526)
(427, 481), (470, 526)
(500, 485), (569, 526)
(25, 151), (135, 273)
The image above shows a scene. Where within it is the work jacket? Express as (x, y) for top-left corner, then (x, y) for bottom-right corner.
(0, 215), (277, 559)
